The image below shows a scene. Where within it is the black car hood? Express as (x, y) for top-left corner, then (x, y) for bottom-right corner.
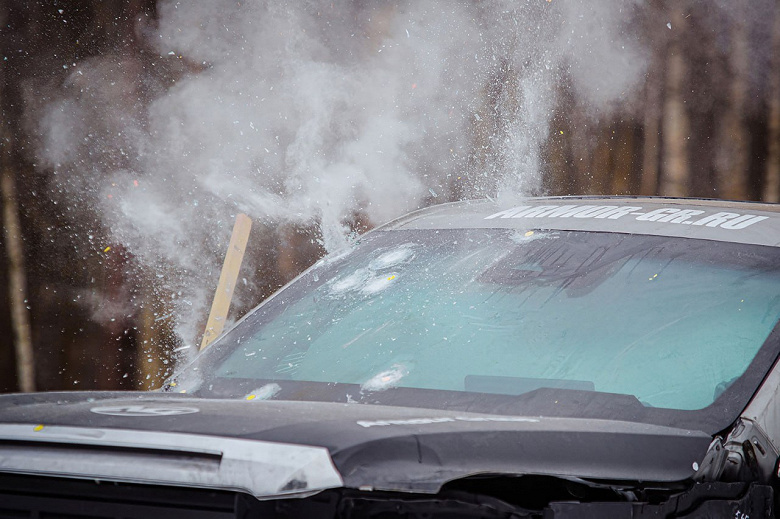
(0, 391), (712, 498)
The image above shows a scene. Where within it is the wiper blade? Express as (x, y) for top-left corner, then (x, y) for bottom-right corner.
(465, 375), (595, 395)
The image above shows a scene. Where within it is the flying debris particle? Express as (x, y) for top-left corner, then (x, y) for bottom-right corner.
(512, 230), (557, 244)
(405, 29), (410, 38)
(361, 364), (408, 392)
(154, 311), (174, 322)
(428, 188), (438, 198)
(387, 275), (396, 280)
(133, 180), (139, 187)
(103, 246), (111, 253)
(411, 83), (417, 89)
(559, 130), (564, 135)
(245, 383), (282, 401)
(369, 246), (416, 270)
(667, 22), (672, 29)
(33, 425), (44, 432)
(649, 273), (659, 281)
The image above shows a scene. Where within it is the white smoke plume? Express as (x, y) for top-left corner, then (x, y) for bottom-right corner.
(27, 0), (644, 348)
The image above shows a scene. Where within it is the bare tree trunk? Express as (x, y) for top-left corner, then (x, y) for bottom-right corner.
(641, 56), (663, 196)
(716, 9), (750, 200)
(588, 127), (612, 194)
(659, 6), (690, 197)
(610, 122), (636, 195)
(0, 3), (35, 393)
(137, 303), (165, 390)
(0, 168), (35, 392)
(764, 5), (780, 202)
(569, 106), (591, 195)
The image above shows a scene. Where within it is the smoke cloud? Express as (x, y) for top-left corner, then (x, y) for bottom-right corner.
(26, 0), (645, 348)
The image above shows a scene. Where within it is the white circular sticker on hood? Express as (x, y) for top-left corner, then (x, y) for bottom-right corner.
(90, 405), (200, 417)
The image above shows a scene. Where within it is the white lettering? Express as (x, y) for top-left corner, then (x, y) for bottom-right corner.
(572, 206), (617, 218)
(545, 205), (595, 218)
(485, 206), (768, 231)
(454, 416), (540, 423)
(636, 208), (679, 222)
(659, 209), (705, 223)
(511, 205), (559, 218)
(357, 416), (540, 428)
(357, 417), (455, 428)
(596, 206), (643, 219)
(720, 215), (768, 230)
(691, 212), (740, 227)
(484, 206), (530, 219)
(536, 205), (580, 217)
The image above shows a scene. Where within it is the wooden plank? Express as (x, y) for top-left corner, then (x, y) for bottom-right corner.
(200, 214), (252, 351)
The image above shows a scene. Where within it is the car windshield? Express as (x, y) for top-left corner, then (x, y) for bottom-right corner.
(178, 229), (780, 431)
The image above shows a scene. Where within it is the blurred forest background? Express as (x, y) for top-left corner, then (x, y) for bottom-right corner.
(0, 0), (779, 393)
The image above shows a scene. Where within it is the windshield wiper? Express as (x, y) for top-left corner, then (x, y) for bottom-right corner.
(464, 375), (595, 395)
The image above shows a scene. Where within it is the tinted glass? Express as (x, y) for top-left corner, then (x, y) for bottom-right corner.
(178, 230), (780, 426)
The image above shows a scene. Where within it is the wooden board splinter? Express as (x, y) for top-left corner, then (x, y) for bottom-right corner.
(200, 213), (252, 351)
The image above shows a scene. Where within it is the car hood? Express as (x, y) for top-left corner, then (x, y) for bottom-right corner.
(0, 391), (712, 498)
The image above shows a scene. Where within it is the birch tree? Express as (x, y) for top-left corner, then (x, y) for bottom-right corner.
(715, 9), (750, 200)
(659, 5), (690, 197)
(764, 5), (780, 202)
(0, 2), (35, 391)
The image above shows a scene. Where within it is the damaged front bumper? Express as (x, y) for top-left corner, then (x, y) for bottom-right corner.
(0, 471), (773, 518)
(0, 423), (343, 499)
(0, 420), (775, 518)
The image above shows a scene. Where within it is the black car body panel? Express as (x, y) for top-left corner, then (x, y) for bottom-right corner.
(0, 392), (713, 494)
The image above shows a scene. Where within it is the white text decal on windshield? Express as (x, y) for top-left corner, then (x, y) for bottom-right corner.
(485, 205), (768, 230)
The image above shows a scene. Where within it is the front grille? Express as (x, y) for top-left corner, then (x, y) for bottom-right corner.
(0, 474), (242, 519)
